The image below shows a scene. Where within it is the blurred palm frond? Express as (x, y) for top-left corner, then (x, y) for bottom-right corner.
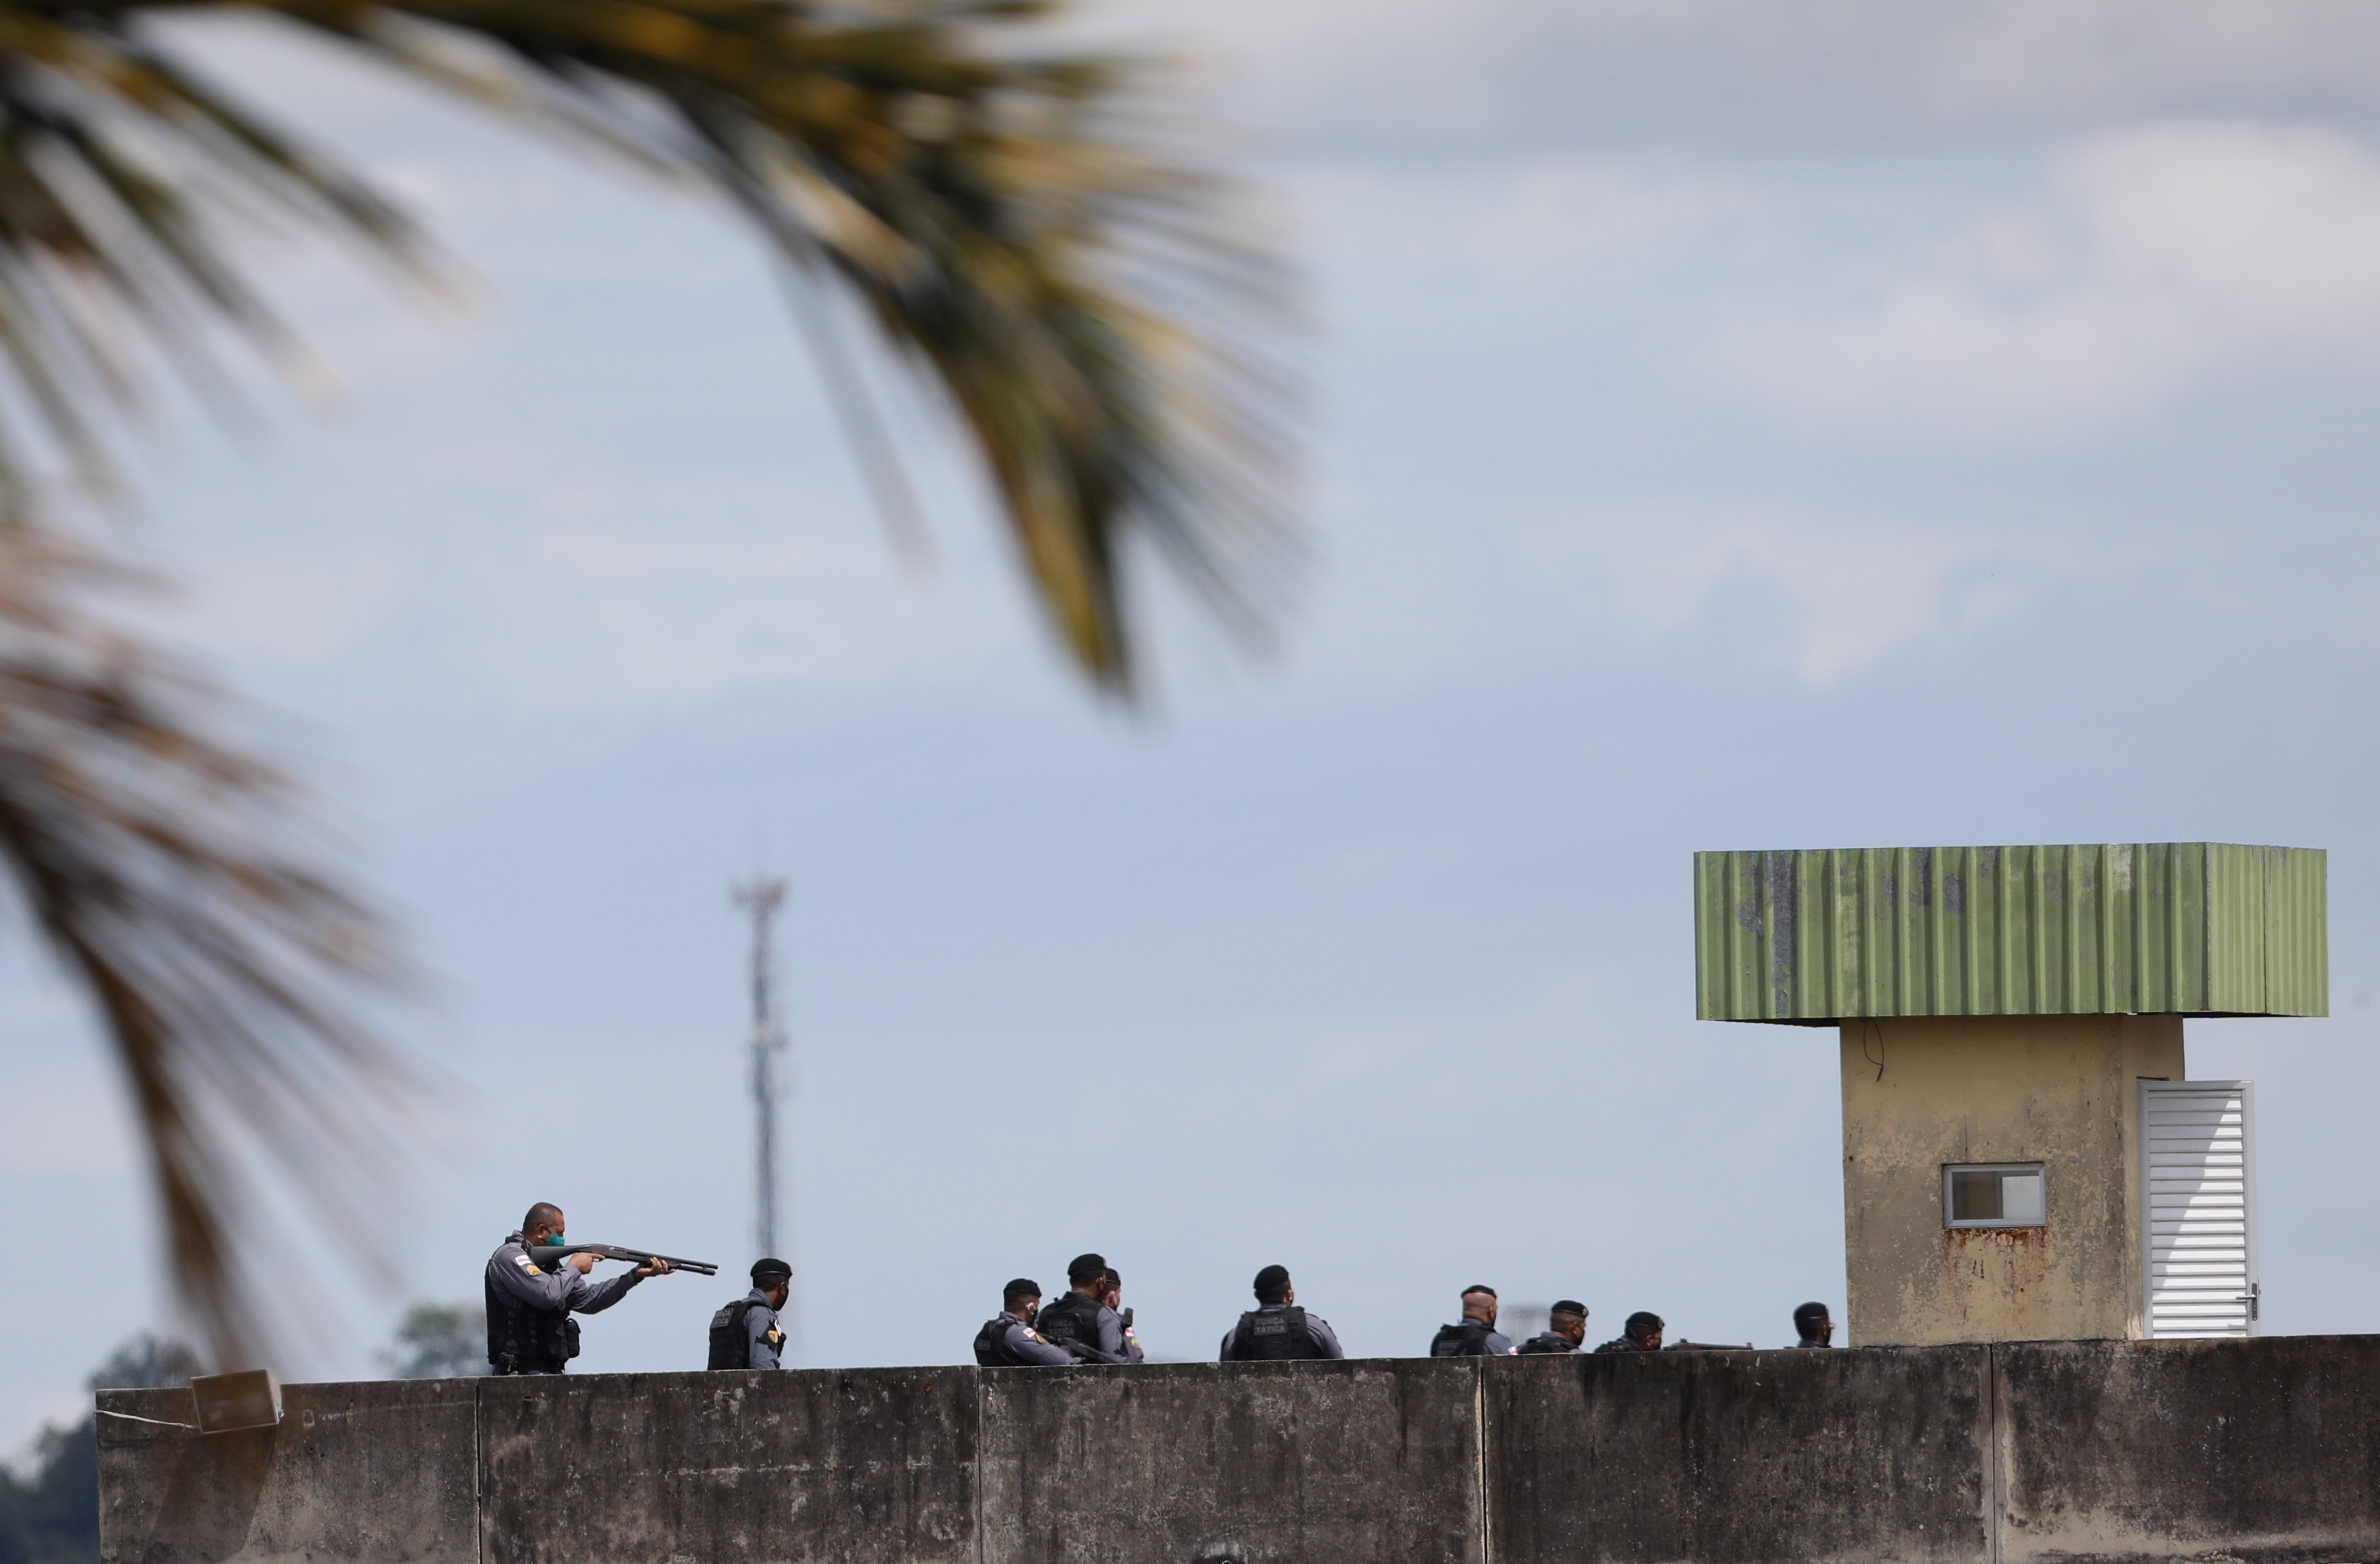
(0, 533), (410, 1372)
(0, 0), (1302, 683)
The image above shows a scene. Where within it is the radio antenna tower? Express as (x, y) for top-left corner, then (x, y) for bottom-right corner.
(732, 876), (791, 1262)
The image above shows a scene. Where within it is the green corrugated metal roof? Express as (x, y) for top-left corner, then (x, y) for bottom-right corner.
(1693, 843), (2327, 1023)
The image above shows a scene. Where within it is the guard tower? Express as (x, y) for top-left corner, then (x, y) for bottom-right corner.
(1694, 843), (2325, 1346)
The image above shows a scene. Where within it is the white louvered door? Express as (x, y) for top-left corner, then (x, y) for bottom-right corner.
(2140, 1080), (2259, 1339)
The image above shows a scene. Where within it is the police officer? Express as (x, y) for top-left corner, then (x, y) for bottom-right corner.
(1515, 1300), (1590, 1355)
(1032, 1252), (1133, 1363)
(1791, 1301), (1835, 1347)
(483, 1202), (675, 1375)
(1594, 1311), (1665, 1352)
(1429, 1286), (1514, 1357)
(975, 1279), (1076, 1366)
(707, 1259), (793, 1370)
(1100, 1267), (1146, 1364)
(1220, 1265), (1344, 1361)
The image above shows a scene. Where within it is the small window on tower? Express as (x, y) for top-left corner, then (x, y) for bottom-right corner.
(1944, 1163), (2046, 1228)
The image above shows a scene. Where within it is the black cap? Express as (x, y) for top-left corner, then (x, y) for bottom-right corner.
(1252, 1264), (1291, 1303)
(1625, 1311), (1664, 1337)
(751, 1258), (792, 1285)
(1067, 1252), (1107, 1285)
(1551, 1300), (1588, 1318)
(1462, 1284), (1497, 1299)
(1004, 1278), (1041, 1306)
(1793, 1300), (1830, 1329)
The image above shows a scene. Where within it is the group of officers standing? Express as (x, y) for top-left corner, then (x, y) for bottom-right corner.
(479, 1202), (1837, 1376)
(976, 1262), (1841, 1365)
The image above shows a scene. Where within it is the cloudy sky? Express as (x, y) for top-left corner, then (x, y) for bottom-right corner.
(8, 0), (2380, 1446)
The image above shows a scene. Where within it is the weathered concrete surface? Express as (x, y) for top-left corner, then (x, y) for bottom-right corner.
(99, 1378), (476, 1563)
(1840, 1013), (2184, 1345)
(98, 1337), (2380, 1564)
(982, 1359), (1478, 1564)
(483, 1366), (975, 1564)
(1486, 1347), (1992, 1564)
(1997, 1337), (2380, 1564)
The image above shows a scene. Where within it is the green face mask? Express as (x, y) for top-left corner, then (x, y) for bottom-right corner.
(541, 1233), (566, 1246)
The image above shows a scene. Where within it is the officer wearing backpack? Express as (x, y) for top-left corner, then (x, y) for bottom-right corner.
(1033, 1253), (1134, 1363)
(1515, 1300), (1591, 1354)
(1220, 1265), (1344, 1361)
(1428, 1285), (1515, 1357)
(706, 1259), (793, 1370)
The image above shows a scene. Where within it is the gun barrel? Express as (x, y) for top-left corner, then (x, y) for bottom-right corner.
(541, 1243), (719, 1276)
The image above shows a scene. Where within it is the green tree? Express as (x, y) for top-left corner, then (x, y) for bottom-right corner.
(0, 1), (1293, 1373)
(0, 1335), (198, 1564)
(378, 1302), (490, 1380)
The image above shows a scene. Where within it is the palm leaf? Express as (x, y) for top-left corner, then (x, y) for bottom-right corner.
(1, 0), (1302, 680)
(0, 533), (413, 1371)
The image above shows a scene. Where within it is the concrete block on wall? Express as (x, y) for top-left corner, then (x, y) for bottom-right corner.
(1995, 1337), (2380, 1563)
(1484, 1347), (1993, 1564)
(99, 1379), (479, 1564)
(479, 1366), (976, 1564)
(979, 1359), (1482, 1564)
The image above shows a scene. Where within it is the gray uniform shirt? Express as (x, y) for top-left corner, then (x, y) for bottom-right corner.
(486, 1241), (645, 1319)
(1078, 1297), (1133, 1361)
(994, 1311), (1074, 1366)
(741, 1288), (788, 1369)
(1219, 1303), (1346, 1361)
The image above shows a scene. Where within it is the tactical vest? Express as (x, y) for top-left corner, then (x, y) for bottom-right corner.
(974, 1315), (1038, 1366)
(1230, 1306), (1320, 1361)
(484, 1247), (579, 1373)
(1516, 1332), (1578, 1355)
(1035, 1292), (1103, 1355)
(1430, 1319), (1497, 1357)
(708, 1300), (759, 1370)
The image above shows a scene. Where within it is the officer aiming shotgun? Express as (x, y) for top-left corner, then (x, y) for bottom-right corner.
(484, 1202), (708, 1375)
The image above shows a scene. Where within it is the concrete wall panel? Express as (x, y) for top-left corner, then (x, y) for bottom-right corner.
(1486, 1347), (1992, 1564)
(99, 1379), (479, 1564)
(979, 1359), (1481, 1564)
(480, 1366), (976, 1564)
(1997, 1337), (2380, 1564)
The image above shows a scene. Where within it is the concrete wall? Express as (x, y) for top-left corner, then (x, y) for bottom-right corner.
(99, 1336), (2380, 1564)
(1841, 1013), (2185, 1345)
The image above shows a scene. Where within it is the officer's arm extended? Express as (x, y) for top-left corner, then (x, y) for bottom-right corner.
(490, 1251), (644, 1316)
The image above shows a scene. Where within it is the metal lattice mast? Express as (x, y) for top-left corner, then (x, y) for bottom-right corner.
(732, 877), (790, 1260)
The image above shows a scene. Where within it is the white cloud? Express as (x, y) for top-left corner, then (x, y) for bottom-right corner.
(1710, 122), (2380, 438)
(1156, 0), (2380, 155)
(1504, 498), (2040, 686)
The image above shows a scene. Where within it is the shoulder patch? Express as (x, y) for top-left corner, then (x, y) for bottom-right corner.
(515, 1255), (537, 1270)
